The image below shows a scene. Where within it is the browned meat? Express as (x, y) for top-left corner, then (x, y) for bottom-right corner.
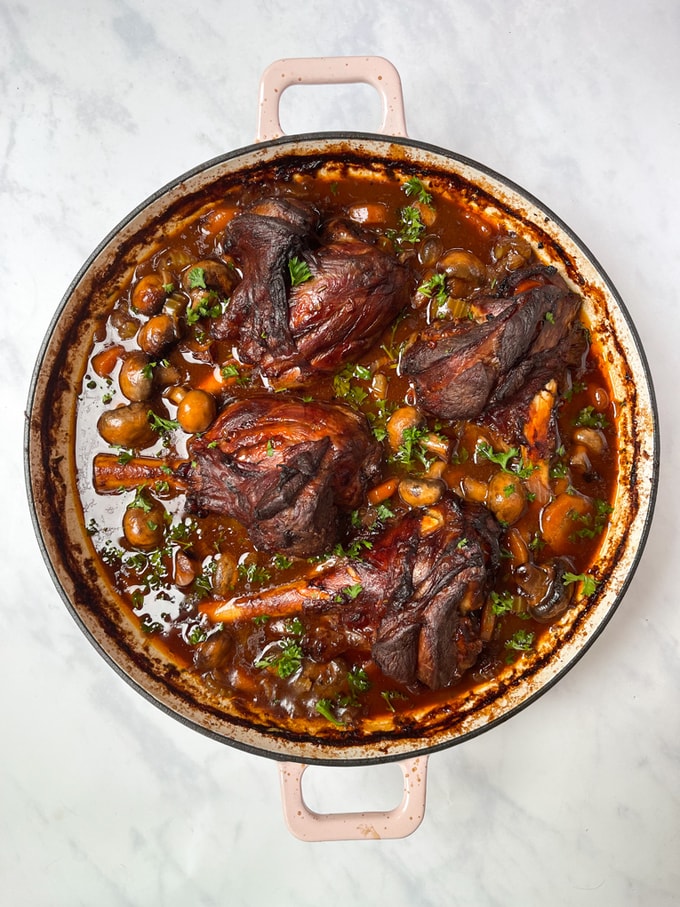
(371, 498), (501, 688)
(212, 198), (319, 363)
(400, 265), (583, 451)
(201, 496), (502, 690)
(180, 395), (382, 557)
(277, 234), (412, 379)
(212, 201), (411, 383)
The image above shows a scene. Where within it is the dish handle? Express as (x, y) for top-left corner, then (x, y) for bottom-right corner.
(278, 756), (428, 842)
(257, 55), (408, 141)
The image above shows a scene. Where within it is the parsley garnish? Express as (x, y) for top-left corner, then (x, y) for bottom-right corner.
(315, 698), (346, 727)
(574, 405), (609, 430)
(563, 571), (597, 596)
(333, 363), (371, 407)
(187, 266), (207, 290)
(418, 272), (448, 309)
(255, 638), (303, 678)
(187, 292), (226, 324)
(504, 629), (535, 660)
(238, 562), (272, 584)
(392, 205), (426, 245)
(273, 553), (293, 570)
(288, 256), (312, 286)
(489, 590), (516, 616)
(392, 424), (438, 471)
(476, 440), (535, 478)
(148, 411), (180, 435)
(403, 176), (432, 205)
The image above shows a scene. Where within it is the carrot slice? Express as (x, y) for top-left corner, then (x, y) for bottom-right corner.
(91, 345), (123, 378)
(367, 477), (399, 506)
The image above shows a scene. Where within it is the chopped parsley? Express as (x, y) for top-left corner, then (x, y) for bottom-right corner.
(393, 205), (426, 245)
(288, 256), (312, 286)
(238, 562), (272, 585)
(489, 590), (516, 616)
(147, 411), (180, 435)
(403, 176), (432, 205)
(315, 698), (346, 727)
(476, 440), (535, 478)
(563, 571), (597, 596)
(255, 638), (303, 678)
(574, 405), (609, 430)
(273, 553), (293, 571)
(417, 272), (448, 308)
(186, 292), (227, 324)
(504, 629), (535, 661)
(333, 362), (371, 407)
(186, 266), (207, 290)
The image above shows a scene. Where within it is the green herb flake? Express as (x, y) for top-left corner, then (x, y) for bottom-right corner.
(504, 629), (535, 656)
(563, 571), (597, 596)
(288, 256), (312, 287)
(574, 405), (609, 430)
(187, 266), (207, 290)
(403, 176), (432, 205)
(255, 638), (303, 679)
(273, 553), (293, 571)
(490, 590), (516, 617)
(147, 411), (180, 435)
(418, 272), (448, 307)
(315, 698), (346, 727)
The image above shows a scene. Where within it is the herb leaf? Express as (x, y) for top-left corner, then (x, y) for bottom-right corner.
(403, 176), (432, 205)
(288, 256), (312, 286)
(563, 571), (597, 596)
(187, 266), (207, 290)
(574, 405), (608, 430)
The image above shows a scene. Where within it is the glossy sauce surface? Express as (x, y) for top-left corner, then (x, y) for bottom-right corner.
(76, 161), (617, 733)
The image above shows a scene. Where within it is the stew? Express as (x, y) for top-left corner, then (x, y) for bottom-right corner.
(76, 156), (617, 736)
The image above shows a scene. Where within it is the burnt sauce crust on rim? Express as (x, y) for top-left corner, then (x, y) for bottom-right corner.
(23, 138), (656, 760)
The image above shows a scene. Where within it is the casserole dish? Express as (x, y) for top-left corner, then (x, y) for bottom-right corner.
(25, 57), (658, 839)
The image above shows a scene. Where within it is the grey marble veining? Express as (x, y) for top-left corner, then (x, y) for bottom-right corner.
(2, 0), (679, 904)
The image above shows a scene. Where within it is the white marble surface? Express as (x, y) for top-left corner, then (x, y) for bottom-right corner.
(2, 0), (679, 903)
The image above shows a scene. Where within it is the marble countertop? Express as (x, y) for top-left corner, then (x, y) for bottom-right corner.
(3, 0), (679, 904)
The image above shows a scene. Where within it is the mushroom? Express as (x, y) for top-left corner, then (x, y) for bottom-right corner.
(386, 405), (423, 453)
(122, 492), (166, 550)
(119, 351), (154, 402)
(398, 477), (444, 508)
(138, 313), (177, 357)
(131, 274), (167, 316)
(486, 470), (527, 525)
(97, 402), (159, 449)
(514, 557), (575, 622)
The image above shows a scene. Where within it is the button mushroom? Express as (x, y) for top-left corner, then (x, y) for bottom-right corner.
(137, 313), (178, 357)
(176, 389), (217, 434)
(131, 274), (167, 316)
(123, 491), (166, 550)
(486, 470), (527, 525)
(398, 477), (444, 508)
(97, 402), (159, 449)
(119, 351), (154, 402)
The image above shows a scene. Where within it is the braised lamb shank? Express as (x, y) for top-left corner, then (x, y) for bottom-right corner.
(401, 265), (585, 456)
(180, 395), (382, 557)
(200, 496), (502, 690)
(212, 198), (412, 383)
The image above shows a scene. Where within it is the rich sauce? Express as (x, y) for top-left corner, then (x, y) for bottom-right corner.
(75, 159), (617, 733)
